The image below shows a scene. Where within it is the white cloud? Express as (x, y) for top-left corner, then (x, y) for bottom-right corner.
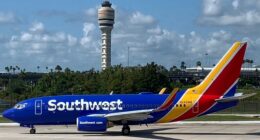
(200, 10), (260, 26)
(102, 9), (260, 68)
(24, 43), (45, 55)
(29, 22), (44, 32)
(200, 0), (260, 26)
(20, 32), (33, 42)
(67, 35), (77, 46)
(1, 18), (103, 71)
(147, 26), (162, 34)
(203, 0), (222, 16)
(211, 30), (232, 41)
(83, 22), (95, 36)
(130, 12), (155, 25)
(232, 0), (239, 9)
(80, 22), (96, 46)
(7, 22), (80, 57)
(110, 9), (242, 68)
(2, 7), (260, 71)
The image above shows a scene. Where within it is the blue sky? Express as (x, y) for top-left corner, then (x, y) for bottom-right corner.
(0, 0), (260, 72)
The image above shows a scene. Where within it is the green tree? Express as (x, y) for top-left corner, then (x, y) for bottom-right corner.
(55, 65), (62, 72)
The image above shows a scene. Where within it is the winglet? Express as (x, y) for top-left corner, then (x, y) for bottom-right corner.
(159, 88), (167, 95)
(156, 88), (178, 111)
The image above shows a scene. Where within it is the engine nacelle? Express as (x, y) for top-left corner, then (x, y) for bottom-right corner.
(77, 116), (107, 132)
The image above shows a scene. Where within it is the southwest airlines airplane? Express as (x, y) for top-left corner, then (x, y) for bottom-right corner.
(2, 42), (256, 135)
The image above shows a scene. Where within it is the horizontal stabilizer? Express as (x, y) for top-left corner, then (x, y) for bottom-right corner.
(156, 88), (178, 111)
(159, 88), (167, 95)
(215, 93), (256, 103)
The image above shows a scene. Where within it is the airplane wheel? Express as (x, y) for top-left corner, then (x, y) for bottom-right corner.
(30, 128), (36, 134)
(122, 125), (130, 135)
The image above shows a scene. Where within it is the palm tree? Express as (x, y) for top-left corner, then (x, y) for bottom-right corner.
(37, 66), (40, 72)
(45, 66), (49, 72)
(9, 66), (13, 72)
(180, 61), (186, 70)
(196, 61), (202, 67)
(170, 65), (177, 72)
(64, 67), (71, 73)
(5, 67), (10, 73)
(21, 68), (26, 73)
(12, 67), (16, 74)
(15, 66), (20, 70)
(249, 59), (254, 68)
(243, 59), (254, 68)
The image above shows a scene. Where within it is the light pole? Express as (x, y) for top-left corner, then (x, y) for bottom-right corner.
(127, 46), (130, 67)
(205, 53), (209, 67)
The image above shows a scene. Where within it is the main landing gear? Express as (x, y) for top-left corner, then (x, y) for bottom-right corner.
(121, 125), (130, 135)
(29, 126), (36, 134)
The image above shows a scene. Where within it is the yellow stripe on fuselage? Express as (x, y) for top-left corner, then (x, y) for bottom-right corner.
(157, 42), (242, 123)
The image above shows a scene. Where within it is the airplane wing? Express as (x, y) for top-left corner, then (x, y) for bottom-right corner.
(88, 89), (177, 121)
(104, 109), (154, 121)
(215, 93), (256, 103)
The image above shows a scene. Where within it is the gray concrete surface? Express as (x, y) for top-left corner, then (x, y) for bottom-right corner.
(209, 114), (260, 117)
(0, 123), (259, 140)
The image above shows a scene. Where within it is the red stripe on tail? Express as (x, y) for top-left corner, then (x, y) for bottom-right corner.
(174, 43), (247, 121)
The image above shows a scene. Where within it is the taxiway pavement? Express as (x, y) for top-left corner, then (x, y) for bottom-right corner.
(0, 123), (259, 140)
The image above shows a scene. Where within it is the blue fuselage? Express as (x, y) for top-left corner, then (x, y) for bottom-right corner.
(4, 94), (169, 125)
(3, 91), (237, 126)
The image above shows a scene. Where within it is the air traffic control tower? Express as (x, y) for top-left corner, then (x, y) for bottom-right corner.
(98, 1), (115, 70)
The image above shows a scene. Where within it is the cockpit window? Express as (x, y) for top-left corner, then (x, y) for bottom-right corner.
(14, 103), (27, 110)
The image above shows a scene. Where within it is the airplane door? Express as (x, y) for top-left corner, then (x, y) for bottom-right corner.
(192, 102), (199, 114)
(35, 100), (42, 115)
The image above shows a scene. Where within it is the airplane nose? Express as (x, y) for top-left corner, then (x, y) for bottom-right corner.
(2, 109), (14, 120)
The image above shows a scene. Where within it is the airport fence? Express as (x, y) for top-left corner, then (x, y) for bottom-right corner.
(217, 100), (260, 114)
